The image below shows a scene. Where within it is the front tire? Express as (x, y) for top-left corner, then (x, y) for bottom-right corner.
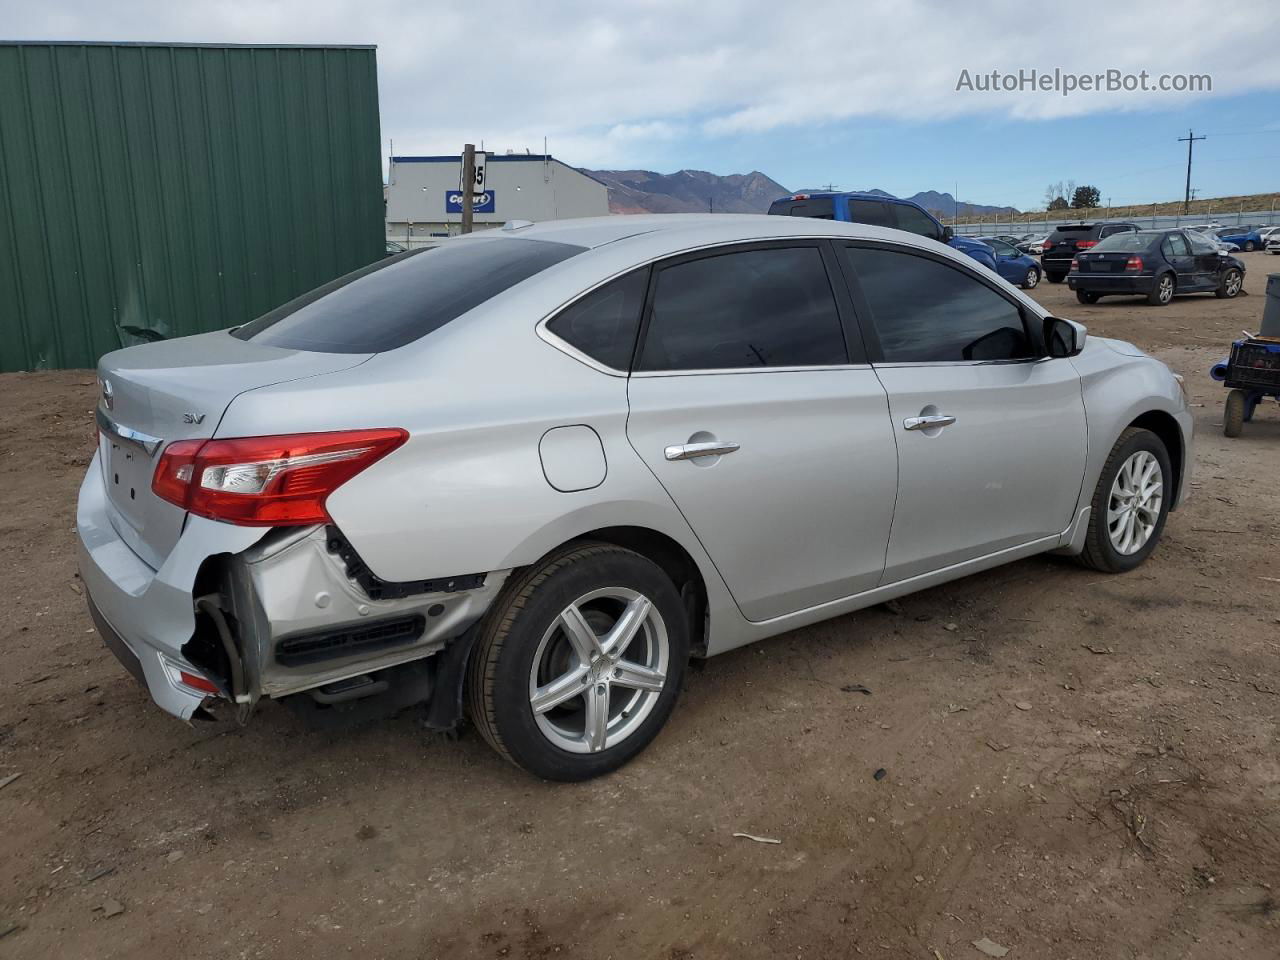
(1244, 241), (1256, 252)
(1021, 267), (1041, 289)
(1076, 289), (1100, 304)
(1077, 428), (1172, 574)
(466, 542), (689, 781)
(1216, 267), (1243, 299)
(1147, 272), (1175, 306)
(1224, 389), (1246, 438)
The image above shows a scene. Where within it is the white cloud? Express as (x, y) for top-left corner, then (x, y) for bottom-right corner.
(4, 0), (1279, 168)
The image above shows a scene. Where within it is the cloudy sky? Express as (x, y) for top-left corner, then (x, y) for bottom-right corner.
(5, 0), (1280, 209)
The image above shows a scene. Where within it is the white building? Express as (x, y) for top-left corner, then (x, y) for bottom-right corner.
(385, 153), (609, 244)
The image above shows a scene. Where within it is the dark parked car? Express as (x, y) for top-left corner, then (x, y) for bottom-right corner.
(1041, 222), (1139, 283)
(976, 237), (1042, 288)
(1068, 229), (1245, 306)
(385, 240), (408, 256)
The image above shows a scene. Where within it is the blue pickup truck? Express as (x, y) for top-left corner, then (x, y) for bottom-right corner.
(767, 192), (998, 272)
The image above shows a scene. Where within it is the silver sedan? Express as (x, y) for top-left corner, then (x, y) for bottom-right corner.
(78, 214), (1192, 780)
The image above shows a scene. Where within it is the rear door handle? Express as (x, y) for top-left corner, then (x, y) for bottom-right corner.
(665, 440), (740, 461)
(903, 415), (956, 431)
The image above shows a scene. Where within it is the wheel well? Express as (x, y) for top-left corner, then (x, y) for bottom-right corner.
(572, 526), (709, 656)
(1128, 411), (1184, 507)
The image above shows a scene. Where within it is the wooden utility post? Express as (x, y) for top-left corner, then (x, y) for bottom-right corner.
(461, 143), (476, 235)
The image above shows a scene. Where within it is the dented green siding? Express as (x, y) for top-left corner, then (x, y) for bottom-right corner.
(0, 42), (383, 371)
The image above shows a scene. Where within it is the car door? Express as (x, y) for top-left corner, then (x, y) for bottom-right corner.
(1160, 232), (1196, 288)
(1186, 230), (1222, 289)
(838, 242), (1088, 584)
(624, 241), (899, 622)
(984, 238), (1021, 283)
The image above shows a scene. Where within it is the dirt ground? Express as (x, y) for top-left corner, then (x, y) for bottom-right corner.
(2, 254), (1279, 960)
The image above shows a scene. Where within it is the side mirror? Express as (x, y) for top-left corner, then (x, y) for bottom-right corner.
(941, 225), (954, 243)
(1044, 316), (1086, 358)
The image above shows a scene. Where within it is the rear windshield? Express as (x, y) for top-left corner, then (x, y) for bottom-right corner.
(1094, 232), (1157, 252)
(233, 237), (585, 352)
(767, 197), (835, 219)
(1048, 224), (1097, 239)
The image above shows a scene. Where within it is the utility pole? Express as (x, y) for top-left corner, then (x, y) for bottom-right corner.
(461, 143), (476, 235)
(1177, 129), (1205, 215)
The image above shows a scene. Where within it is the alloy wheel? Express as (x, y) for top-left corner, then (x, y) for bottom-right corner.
(1025, 267), (1039, 288)
(1107, 451), (1163, 555)
(1157, 275), (1174, 303)
(528, 587), (669, 754)
(1224, 270), (1242, 296)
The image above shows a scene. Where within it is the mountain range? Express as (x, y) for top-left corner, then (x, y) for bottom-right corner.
(584, 169), (1019, 218)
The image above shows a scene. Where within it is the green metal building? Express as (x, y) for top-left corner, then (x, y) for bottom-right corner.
(0, 42), (384, 371)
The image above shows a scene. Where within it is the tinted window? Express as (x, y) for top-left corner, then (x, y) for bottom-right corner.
(1096, 232), (1157, 252)
(894, 204), (943, 240)
(767, 197), (834, 219)
(637, 246), (847, 371)
(234, 237), (584, 352)
(846, 199), (895, 228)
(546, 269), (647, 370)
(843, 245), (1033, 363)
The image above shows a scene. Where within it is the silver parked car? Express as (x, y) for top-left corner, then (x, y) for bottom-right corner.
(79, 215), (1192, 780)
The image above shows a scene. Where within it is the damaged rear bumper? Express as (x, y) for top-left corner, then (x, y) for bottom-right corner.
(76, 451), (507, 724)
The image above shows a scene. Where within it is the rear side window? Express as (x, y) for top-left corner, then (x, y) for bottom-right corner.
(233, 237), (584, 352)
(637, 245), (848, 371)
(1161, 234), (1191, 257)
(893, 204), (943, 241)
(846, 199), (895, 228)
(767, 197), (835, 219)
(545, 269), (647, 370)
(843, 245), (1033, 364)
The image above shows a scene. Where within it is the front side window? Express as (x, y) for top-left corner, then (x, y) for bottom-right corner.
(234, 237), (585, 353)
(545, 269), (647, 370)
(843, 245), (1034, 364)
(894, 204), (943, 241)
(637, 246), (848, 371)
(1188, 232), (1219, 255)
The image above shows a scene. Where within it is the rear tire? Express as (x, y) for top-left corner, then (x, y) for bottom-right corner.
(1046, 271), (1065, 284)
(466, 542), (689, 781)
(1224, 389), (1246, 438)
(1076, 289), (1100, 304)
(1077, 428), (1172, 574)
(1215, 268), (1243, 299)
(1147, 272), (1175, 306)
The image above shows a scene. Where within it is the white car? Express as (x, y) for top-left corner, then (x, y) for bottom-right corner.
(1260, 226), (1280, 254)
(78, 215), (1194, 780)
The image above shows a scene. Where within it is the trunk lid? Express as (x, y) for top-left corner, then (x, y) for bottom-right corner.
(1077, 253), (1131, 273)
(96, 331), (370, 569)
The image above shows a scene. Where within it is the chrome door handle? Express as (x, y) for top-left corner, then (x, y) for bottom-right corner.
(903, 415), (956, 431)
(665, 440), (740, 461)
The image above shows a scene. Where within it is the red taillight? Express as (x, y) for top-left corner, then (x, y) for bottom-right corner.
(178, 670), (220, 694)
(152, 428), (408, 526)
(1070, 258), (1080, 272)
(1125, 255), (1144, 272)
(1077, 240), (1098, 249)
(1042, 240), (1053, 251)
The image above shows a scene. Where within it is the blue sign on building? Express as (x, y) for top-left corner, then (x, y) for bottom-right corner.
(446, 191), (495, 213)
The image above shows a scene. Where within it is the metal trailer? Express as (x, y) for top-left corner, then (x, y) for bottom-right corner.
(0, 42), (384, 372)
(1210, 273), (1280, 436)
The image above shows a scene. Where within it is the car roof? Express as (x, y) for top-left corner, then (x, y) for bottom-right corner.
(461, 213), (938, 252)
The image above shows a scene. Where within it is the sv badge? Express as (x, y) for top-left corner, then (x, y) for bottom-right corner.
(182, 413), (206, 425)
